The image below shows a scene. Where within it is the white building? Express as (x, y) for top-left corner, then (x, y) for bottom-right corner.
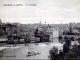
(47, 28), (59, 42)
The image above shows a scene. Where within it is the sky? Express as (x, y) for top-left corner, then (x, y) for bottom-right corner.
(0, 0), (80, 24)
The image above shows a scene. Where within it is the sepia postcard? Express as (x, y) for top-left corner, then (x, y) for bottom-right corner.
(0, 0), (80, 60)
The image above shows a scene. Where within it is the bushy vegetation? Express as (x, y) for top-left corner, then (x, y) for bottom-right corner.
(49, 46), (58, 60)
(34, 28), (50, 42)
(49, 36), (80, 60)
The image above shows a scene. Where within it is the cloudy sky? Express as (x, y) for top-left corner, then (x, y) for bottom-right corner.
(0, 0), (80, 24)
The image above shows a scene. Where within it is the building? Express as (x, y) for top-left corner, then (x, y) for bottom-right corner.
(47, 27), (59, 42)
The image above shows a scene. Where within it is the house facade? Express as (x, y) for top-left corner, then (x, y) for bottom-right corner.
(47, 27), (59, 42)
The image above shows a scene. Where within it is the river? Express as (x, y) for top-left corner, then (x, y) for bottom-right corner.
(0, 42), (63, 60)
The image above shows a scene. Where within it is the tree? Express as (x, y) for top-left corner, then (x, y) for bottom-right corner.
(34, 28), (38, 37)
(59, 36), (62, 40)
(63, 43), (70, 53)
(64, 36), (71, 46)
(49, 46), (58, 60)
(63, 36), (71, 54)
(64, 44), (79, 59)
(71, 37), (74, 41)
